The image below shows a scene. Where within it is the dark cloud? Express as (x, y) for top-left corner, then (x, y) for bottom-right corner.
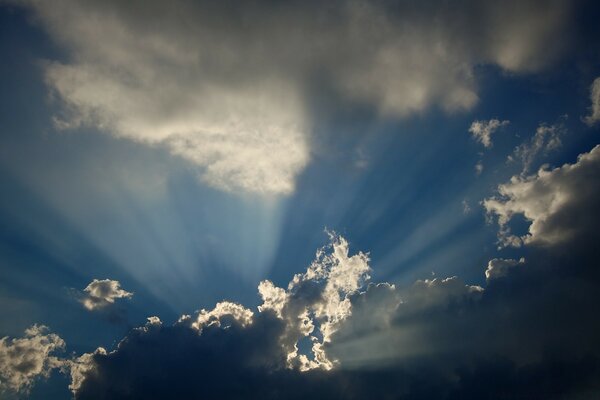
(69, 173), (600, 399)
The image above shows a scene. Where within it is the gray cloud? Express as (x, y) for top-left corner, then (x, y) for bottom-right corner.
(485, 145), (600, 248)
(80, 279), (133, 311)
(13, 0), (574, 194)
(0, 325), (66, 394)
(584, 77), (600, 126)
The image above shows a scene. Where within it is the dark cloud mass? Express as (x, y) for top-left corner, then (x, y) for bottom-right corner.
(66, 147), (600, 399)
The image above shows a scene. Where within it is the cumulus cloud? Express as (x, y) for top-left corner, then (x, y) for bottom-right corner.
(12, 0), (573, 194)
(485, 258), (525, 281)
(509, 123), (564, 174)
(584, 77), (600, 126)
(469, 119), (510, 148)
(9, 225), (595, 399)
(80, 279), (133, 311)
(484, 145), (600, 248)
(0, 325), (66, 394)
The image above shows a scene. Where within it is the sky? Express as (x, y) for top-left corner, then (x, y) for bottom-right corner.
(0, 0), (599, 399)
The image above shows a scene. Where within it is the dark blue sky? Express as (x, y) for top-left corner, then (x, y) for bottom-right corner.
(1, 1), (600, 399)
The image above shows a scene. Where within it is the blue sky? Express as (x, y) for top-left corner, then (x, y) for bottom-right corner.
(1, 1), (600, 399)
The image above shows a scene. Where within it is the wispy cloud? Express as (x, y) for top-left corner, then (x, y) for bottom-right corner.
(469, 119), (510, 148)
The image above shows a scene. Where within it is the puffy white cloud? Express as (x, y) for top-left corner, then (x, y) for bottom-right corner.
(80, 279), (133, 311)
(485, 258), (525, 281)
(509, 123), (563, 174)
(485, 145), (600, 248)
(584, 77), (600, 126)
(0, 325), (66, 393)
(13, 0), (573, 194)
(469, 119), (510, 148)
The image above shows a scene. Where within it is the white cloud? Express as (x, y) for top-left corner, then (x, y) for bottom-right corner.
(584, 77), (600, 126)
(191, 302), (254, 331)
(484, 145), (600, 248)
(485, 258), (525, 281)
(0, 325), (66, 393)
(469, 119), (510, 148)
(509, 123), (563, 174)
(81, 279), (133, 311)
(260, 232), (371, 371)
(14, 0), (573, 194)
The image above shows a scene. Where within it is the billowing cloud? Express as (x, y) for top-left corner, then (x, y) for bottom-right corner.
(469, 119), (509, 148)
(484, 145), (600, 248)
(584, 77), (600, 126)
(80, 279), (133, 311)
(13, 0), (573, 194)
(0, 325), (66, 394)
(485, 257), (525, 281)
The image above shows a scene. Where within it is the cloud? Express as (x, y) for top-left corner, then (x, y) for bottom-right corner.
(0, 325), (66, 394)
(485, 257), (525, 281)
(509, 123), (564, 174)
(475, 160), (484, 175)
(584, 77), (600, 126)
(7, 219), (595, 398)
(484, 145), (600, 248)
(13, 0), (573, 194)
(469, 119), (510, 148)
(80, 279), (133, 311)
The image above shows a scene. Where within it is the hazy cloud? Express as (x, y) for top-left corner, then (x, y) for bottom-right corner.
(469, 119), (510, 148)
(485, 145), (600, 247)
(13, 0), (573, 194)
(0, 325), (66, 394)
(80, 279), (133, 311)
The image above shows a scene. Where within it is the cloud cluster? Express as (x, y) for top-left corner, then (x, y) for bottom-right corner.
(80, 279), (133, 311)
(14, 0), (573, 194)
(469, 119), (510, 148)
(484, 145), (600, 248)
(0, 325), (65, 393)
(584, 77), (600, 126)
